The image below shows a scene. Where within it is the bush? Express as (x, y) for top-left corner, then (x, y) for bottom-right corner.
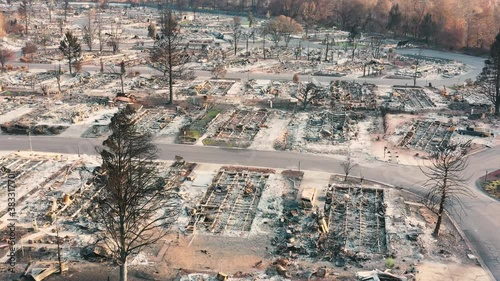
(385, 257), (395, 269)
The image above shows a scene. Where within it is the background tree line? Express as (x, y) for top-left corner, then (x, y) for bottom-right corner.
(157, 0), (500, 52)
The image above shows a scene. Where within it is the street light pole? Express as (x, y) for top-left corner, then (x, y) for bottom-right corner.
(28, 130), (33, 156)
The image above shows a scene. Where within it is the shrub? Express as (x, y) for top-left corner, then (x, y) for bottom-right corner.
(385, 257), (395, 269)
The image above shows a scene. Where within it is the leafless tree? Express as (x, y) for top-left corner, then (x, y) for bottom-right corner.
(95, 9), (108, 53)
(21, 42), (37, 61)
(264, 17), (282, 47)
(40, 84), (50, 95)
(57, 18), (64, 37)
(147, 22), (157, 39)
(230, 17), (242, 55)
(280, 16), (303, 48)
(0, 47), (15, 70)
(63, 0), (69, 22)
(341, 154), (356, 181)
(150, 9), (191, 104)
(211, 63), (227, 78)
(119, 60), (126, 94)
(108, 20), (123, 54)
(18, 0), (31, 36)
(348, 25), (360, 60)
(264, 15), (303, 48)
(370, 35), (383, 59)
(88, 108), (178, 281)
(55, 64), (62, 93)
(296, 82), (321, 109)
(37, 31), (51, 54)
(420, 144), (474, 237)
(83, 9), (97, 51)
(46, 0), (54, 22)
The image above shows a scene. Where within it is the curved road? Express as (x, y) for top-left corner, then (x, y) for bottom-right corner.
(0, 135), (499, 279)
(10, 48), (485, 88)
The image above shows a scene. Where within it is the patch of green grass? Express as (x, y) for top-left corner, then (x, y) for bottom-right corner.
(191, 108), (221, 132)
(185, 130), (202, 139)
(385, 257), (395, 269)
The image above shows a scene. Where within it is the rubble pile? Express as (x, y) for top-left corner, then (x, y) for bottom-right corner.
(203, 109), (268, 148)
(304, 111), (358, 144)
(323, 185), (387, 262)
(395, 54), (466, 79)
(159, 156), (197, 191)
(181, 80), (236, 96)
(80, 73), (120, 90)
(384, 87), (436, 112)
(0, 98), (24, 115)
(397, 120), (455, 153)
(187, 166), (273, 234)
(330, 81), (377, 110)
(1, 101), (104, 135)
(132, 108), (177, 135)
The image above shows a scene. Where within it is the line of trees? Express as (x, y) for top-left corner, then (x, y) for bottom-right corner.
(161, 0), (500, 51)
(478, 32), (500, 116)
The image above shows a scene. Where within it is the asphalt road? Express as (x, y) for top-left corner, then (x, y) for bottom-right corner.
(10, 47), (484, 87)
(0, 135), (499, 279)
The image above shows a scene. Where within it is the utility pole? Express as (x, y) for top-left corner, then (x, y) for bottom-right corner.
(325, 33), (330, 61)
(414, 51), (421, 87)
(245, 33), (249, 57)
(413, 59), (419, 87)
(56, 225), (63, 273)
(307, 40), (310, 61)
(262, 33), (266, 60)
(28, 129), (33, 156)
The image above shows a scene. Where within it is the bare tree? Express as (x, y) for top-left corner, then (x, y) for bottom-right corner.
(420, 144), (474, 237)
(150, 9), (191, 104)
(46, 0), (54, 22)
(0, 47), (15, 70)
(370, 35), (383, 59)
(57, 18), (64, 37)
(341, 154), (356, 181)
(88, 108), (177, 281)
(300, 0), (318, 38)
(21, 42), (37, 61)
(95, 8), (108, 53)
(348, 25), (360, 60)
(40, 84), (50, 95)
(147, 22), (157, 39)
(230, 17), (242, 55)
(119, 60), (126, 94)
(280, 16), (303, 48)
(264, 15), (303, 48)
(264, 17), (282, 46)
(18, 0), (31, 36)
(59, 31), (82, 75)
(55, 64), (62, 93)
(108, 20), (123, 54)
(211, 63), (227, 78)
(83, 9), (97, 51)
(260, 26), (268, 59)
(37, 32), (51, 54)
(63, 0), (69, 22)
(296, 82), (321, 109)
